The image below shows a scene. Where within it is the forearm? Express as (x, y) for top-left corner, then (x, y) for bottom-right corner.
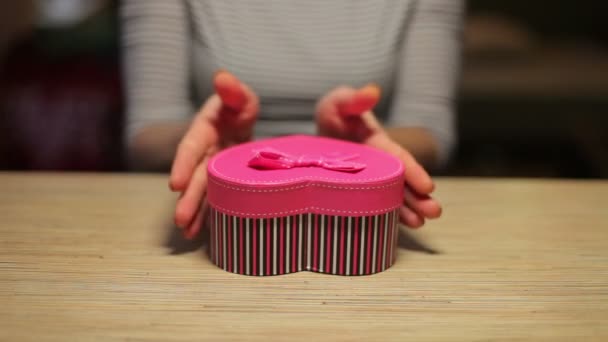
(386, 126), (440, 171)
(121, 1), (192, 171)
(127, 122), (189, 172)
(389, 0), (463, 168)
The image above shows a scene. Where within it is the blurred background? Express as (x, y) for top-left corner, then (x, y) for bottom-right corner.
(1, 0), (607, 178)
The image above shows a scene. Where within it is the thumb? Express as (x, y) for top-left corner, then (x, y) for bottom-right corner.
(337, 84), (381, 117)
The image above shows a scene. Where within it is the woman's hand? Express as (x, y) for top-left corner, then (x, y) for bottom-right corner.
(316, 85), (442, 228)
(170, 71), (259, 239)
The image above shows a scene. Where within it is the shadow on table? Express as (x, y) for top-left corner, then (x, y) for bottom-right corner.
(397, 227), (440, 255)
(164, 223), (208, 255)
(163, 221), (440, 255)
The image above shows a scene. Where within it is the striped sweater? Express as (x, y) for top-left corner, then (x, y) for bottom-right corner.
(121, 0), (464, 165)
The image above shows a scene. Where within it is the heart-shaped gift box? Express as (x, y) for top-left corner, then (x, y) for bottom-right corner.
(207, 135), (404, 276)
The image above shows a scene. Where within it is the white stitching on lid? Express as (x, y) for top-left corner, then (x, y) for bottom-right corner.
(209, 177), (402, 192)
(210, 204), (401, 217)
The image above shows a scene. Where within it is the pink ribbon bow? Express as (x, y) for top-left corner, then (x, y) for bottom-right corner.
(248, 148), (366, 173)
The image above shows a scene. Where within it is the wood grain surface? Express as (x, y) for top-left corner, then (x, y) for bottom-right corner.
(1, 173), (607, 341)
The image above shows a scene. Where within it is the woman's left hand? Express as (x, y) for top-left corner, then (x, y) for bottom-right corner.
(315, 85), (442, 228)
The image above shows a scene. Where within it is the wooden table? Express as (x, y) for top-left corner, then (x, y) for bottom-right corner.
(1, 173), (607, 341)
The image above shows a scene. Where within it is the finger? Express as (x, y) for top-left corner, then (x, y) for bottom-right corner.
(169, 97), (220, 191)
(398, 206), (425, 229)
(195, 198), (209, 235)
(174, 159), (208, 228)
(214, 70), (247, 111)
(170, 72), (257, 192)
(365, 134), (435, 194)
(338, 84), (381, 116)
(184, 206), (204, 240)
(316, 86), (354, 137)
(400, 149), (435, 195)
(184, 196), (210, 239)
(214, 70), (259, 119)
(317, 85), (381, 140)
(213, 71), (259, 142)
(184, 197), (209, 239)
(404, 186), (442, 219)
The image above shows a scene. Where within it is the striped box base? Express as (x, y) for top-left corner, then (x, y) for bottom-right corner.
(208, 207), (399, 276)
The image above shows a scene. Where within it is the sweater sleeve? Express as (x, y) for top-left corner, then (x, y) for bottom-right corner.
(120, 0), (193, 144)
(387, 0), (464, 167)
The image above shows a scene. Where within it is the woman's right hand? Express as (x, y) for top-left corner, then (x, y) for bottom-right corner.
(169, 71), (259, 239)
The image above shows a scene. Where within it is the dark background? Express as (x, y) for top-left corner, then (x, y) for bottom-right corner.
(1, 1), (607, 178)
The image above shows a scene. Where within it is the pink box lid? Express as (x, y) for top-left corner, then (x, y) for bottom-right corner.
(207, 135), (404, 218)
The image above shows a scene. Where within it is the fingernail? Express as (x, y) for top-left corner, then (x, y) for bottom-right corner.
(361, 83), (382, 99)
(214, 68), (228, 77)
